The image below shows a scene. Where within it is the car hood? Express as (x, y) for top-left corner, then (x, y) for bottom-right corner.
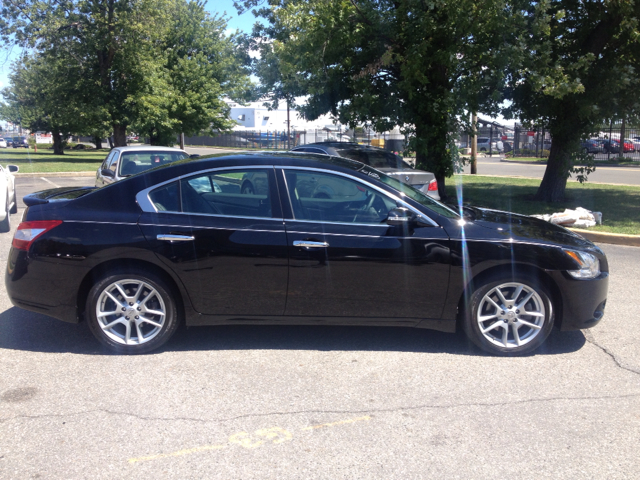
(379, 168), (435, 186)
(464, 206), (598, 250)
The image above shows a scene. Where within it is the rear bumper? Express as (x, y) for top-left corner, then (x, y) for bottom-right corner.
(547, 271), (609, 331)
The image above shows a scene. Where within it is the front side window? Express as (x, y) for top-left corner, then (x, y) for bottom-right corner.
(284, 170), (398, 224)
(101, 151), (116, 171)
(120, 151), (189, 177)
(181, 169), (273, 218)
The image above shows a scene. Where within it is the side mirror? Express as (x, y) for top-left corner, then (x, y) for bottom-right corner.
(386, 207), (434, 227)
(189, 154), (200, 159)
(101, 169), (115, 178)
(7, 165), (19, 173)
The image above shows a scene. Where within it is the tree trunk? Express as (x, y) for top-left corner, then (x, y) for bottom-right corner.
(533, 140), (572, 202)
(93, 135), (103, 150)
(113, 125), (127, 147)
(52, 131), (65, 155)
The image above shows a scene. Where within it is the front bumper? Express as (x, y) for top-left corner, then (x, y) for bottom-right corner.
(547, 270), (609, 331)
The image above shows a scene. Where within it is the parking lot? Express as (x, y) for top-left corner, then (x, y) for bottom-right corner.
(1, 176), (639, 479)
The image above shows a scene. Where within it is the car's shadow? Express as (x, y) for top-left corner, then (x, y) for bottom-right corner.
(0, 307), (586, 357)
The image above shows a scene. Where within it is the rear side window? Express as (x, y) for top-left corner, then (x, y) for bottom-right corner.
(149, 182), (180, 212)
(180, 169), (273, 218)
(120, 151), (189, 177)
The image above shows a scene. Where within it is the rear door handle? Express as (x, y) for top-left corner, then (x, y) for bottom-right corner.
(293, 240), (329, 248)
(157, 234), (195, 242)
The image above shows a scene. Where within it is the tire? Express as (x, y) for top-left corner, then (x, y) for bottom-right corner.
(10, 190), (17, 214)
(462, 275), (554, 356)
(86, 271), (180, 354)
(0, 194), (11, 233)
(241, 182), (254, 195)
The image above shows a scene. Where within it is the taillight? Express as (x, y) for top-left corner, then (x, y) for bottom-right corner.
(428, 179), (438, 191)
(12, 220), (63, 251)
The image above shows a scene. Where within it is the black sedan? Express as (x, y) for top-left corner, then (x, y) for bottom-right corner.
(5, 152), (608, 355)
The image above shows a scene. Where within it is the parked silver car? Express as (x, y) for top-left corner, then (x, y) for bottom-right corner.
(290, 142), (440, 200)
(0, 164), (19, 232)
(95, 146), (190, 187)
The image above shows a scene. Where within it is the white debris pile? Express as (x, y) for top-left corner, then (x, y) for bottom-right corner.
(531, 207), (602, 228)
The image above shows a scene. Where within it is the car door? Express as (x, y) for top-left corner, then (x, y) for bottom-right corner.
(277, 167), (451, 322)
(137, 166), (289, 316)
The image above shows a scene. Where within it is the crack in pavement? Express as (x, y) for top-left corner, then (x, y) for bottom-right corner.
(584, 330), (640, 376)
(2, 392), (640, 425)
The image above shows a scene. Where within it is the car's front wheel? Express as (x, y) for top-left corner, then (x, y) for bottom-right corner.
(463, 276), (554, 355)
(86, 271), (180, 354)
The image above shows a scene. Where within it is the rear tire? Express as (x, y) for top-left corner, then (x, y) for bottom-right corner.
(86, 271), (180, 354)
(463, 275), (554, 356)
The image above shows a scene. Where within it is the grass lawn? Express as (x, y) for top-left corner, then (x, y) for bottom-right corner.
(0, 147), (107, 173)
(445, 175), (640, 235)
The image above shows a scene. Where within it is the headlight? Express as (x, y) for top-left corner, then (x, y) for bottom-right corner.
(563, 249), (600, 279)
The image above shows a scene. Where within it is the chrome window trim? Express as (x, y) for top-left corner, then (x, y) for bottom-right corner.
(139, 223), (285, 234)
(136, 165), (277, 217)
(278, 166), (439, 227)
(65, 220), (138, 226)
(285, 218), (389, 228)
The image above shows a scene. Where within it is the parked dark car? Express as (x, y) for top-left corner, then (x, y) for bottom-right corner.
(581, 139), (605, 154)
(12, 136), (29, 148)
(291, 142), (440, 200)
(6, 153), (608, 356)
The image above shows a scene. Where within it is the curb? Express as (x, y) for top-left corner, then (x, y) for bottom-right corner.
(569, 228), (640, 247)
(15, 171), (96, 177)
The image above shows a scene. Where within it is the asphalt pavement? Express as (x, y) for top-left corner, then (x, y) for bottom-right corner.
(1, 174), (639, 479)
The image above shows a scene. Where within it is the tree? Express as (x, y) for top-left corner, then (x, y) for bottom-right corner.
(507, 0), (640, 202)
(133, 1), (253, 145)
(241, 0), (522, 198)
(0, 53), (87, 154)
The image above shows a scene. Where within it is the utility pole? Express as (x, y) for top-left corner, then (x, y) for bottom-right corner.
(471, 112), (477, 174)
(287, 99), (291, 150)
(180, 133), (185, 150)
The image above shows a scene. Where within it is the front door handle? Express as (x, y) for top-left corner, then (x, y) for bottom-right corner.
(157, 234), (195, 242)
(293, 240), (329, 248)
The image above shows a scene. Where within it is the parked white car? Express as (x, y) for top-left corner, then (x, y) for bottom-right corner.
(0, 138), (8, 148)
(0, 164), (19, 232)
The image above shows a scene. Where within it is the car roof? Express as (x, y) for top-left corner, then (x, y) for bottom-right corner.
(112, 145), (187, 153)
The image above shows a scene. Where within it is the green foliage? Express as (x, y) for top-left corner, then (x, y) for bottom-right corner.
(243, 0), (521, 197)
(506, 0), (640, 201)
(1, 0), (253, 148)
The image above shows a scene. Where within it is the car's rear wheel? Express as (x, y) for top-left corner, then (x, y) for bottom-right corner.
(86, 271), (180, 354)
(463, 276), (554, 356)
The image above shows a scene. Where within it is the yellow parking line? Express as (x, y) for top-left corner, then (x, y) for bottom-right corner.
(129, 444), (227, 464)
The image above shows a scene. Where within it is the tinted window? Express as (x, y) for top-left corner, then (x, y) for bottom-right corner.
(181, 169), (273, 218)
(119, 151), (189, 177)
(335, 149), (412, 169)
(284, 170), (398, 224)
(149, 182), (180, 212)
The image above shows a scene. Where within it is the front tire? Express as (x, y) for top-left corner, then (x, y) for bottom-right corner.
(0, 193), (11, 233)
(463, 276), (554, 356)
(86, 271), (180, 354)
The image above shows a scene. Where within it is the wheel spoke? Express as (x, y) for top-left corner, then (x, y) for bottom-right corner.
(132, 282), (145, 304)
(501, 323), (509, 346)
(513, 285), (523, 303)
(481, 321), (503, 334)
(522, 310), (544, 318)
(512, 324), (521, 346)
(105, 291), (125, 308)
(101, 318), (125, 331)
(140, 317), (162, 328)
(495, 288), (508, 306)
(516, 291), (534, 309)
(143, 308), (164, 317)
(479, 314), (498, 322)
(114, 283), (130, 301)
(140, 288), (159, 306)
(98, 311), (119, 318)
(135, 322), (144, 344)
(124, 321), (132, 344)
(518, 319), (542, 330)
(486, 297), (502, 311)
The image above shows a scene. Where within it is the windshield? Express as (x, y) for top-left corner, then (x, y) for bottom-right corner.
(336, 148), (413, 169)
(358, 166), (459, 218)
(119, 151), (189, 177)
